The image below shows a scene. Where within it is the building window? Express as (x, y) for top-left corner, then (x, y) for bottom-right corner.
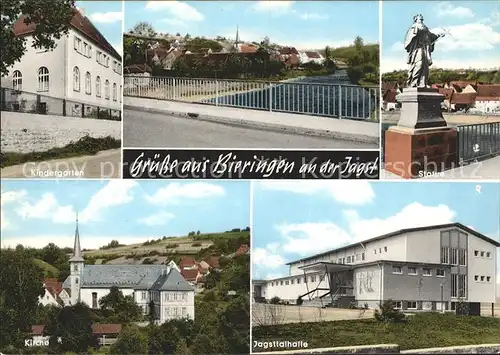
(408, 267), (417, 275)
(374, 249), (377, 254)
(141, 292), (146, 300)
(182, 307), (187, 316)
(291, 279), (294, 284)
(338, 258), (342, 264)
(12, 70), (22, 91)
(346, 256), (351, 263)
(280, 281), (283, 286)
(450, 248), (458, 265)
(74, 36), (80, 50)
(342, 258), (345, 264)
(487, 276), (491, 282)
(480, 251), (485, 257)
(105, 80), (110, 99)
(85, 72), (91, 95)
(113, 82), (117, 101)
(486, 252), (491, 258)
(379, 248), (382, 253)
(92, 292), (97, 309)
(361, 252), (365, 261)
(474, 275), (479, 281)
(106, 56), (110, 67)
(458, 275), (466, 298)
(480, 276), (485, 282)
(423, 268), (432, 276)
(310, 276), (316, 283)
(394, 301), (402, 309)
(285, 280), (289, 285)
(458, 249), (467, 266)
(440, 247), (449, 264)
(73, 66), (80, 92)
(392, 266), (402, 274)
(75, 277), (78, 284)
(436, 269), (445, 277)
(452, 274), (458, 297)
(96, 76), (101, 97)
(384, 246), (387, 252)
(407, 301), (417, 309)
(474, 250), (479, 257)
(37, 67), (49, 92)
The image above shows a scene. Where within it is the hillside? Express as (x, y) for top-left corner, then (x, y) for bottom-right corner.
(81, 230), (250, 266)
(33, 258), (60, 277)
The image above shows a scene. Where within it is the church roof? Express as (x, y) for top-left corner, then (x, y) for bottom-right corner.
(63, 265), (173, 289)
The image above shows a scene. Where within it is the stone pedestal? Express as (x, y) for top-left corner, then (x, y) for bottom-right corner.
(396, 87), (447, 129)
(384, 126), (458, 179)
(384, 87), (457, 179)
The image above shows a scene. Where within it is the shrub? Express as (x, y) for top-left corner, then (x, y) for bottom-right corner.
(296, 297), (303, 306)
(270, 296), (281, 305)
(374, 300), (406, 323)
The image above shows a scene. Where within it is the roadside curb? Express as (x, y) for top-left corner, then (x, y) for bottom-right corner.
(123, 104), (379, 145)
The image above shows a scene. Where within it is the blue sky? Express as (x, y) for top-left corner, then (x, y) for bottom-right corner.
(252, 181), (500, 289)
(382, 1), (500, 72)
(1, 180), (250, 250)
(123, 1), (379, 50)
(76, 1), (123, 55)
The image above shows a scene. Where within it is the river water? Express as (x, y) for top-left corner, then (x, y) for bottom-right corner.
(203, 70), (379, 120)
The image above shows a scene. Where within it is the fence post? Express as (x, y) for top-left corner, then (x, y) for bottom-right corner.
(173, 78), (177, 100)
(62, 99), (66, 116)
(338, 85), (342, 119)
(269, 83), (273, 112)
(215, 80), (219, 107)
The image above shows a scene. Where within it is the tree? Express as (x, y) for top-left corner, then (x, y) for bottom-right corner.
(374, 300), (406, 323)
(0, 246), (45, 345)
(98, 286), (143, 323)
(109, 325), (147, 354)
(45, 303), (97, 352)
(1, 0), (75, 76)
(130, 21), (156, 37)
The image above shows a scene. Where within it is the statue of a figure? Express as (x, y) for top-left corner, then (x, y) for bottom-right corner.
(404, 14), (445, 88)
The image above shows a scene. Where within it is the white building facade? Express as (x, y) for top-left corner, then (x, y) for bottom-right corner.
(62, 216), (195, 324)
(2, 9), (122, 115)
(253, 223), (498, 315)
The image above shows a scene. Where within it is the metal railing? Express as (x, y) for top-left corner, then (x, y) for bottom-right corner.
(457, 122), (500, 164)
(0, 88), (121, 121)
(124, 75), (379, 121)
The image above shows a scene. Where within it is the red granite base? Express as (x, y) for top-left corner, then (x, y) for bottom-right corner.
(384, 127), (458, 179)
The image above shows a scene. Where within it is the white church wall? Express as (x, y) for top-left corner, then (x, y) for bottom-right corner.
(80, 287), (134, 309)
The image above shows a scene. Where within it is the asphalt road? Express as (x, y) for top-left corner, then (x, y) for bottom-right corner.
(123, 110), (377, 149)
(1, 149), (121, 178)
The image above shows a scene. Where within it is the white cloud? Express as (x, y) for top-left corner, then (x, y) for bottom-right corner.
(436, 2), (474, 18)
(299, 13), (328, 20)
(257, 202), (457, 278)
(252, 1), (294, 13)
(1, 189), (28, 230)
(138, 211), (175, 226)
(145, 182), (225, 205)
(160, 18), (188, 28)
(257, 181), (375, 205)
(14, 181), (137, 224)
(253, 247), (286, 268)
(88, 11), (123, 24)
(145, 1), (204, 22)
(383, 22), (500, 72)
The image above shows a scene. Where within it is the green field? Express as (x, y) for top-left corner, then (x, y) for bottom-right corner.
(33, 258), (60, 277)
(252, 312), (500, 351)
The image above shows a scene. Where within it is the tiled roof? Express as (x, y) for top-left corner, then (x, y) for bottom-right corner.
(181, 268), (200, 281)
(179, 256), (197, 269)
(151, 268), (194, 291)
(92, 324), (122, 335)
(124, 64), (152, 74)
(450, 93), (477, 104)
(449, 80), (477, 88)
(239, 44), (257, 53)
(62, 265), (170, 289)
(31, 325), (45, 335)
(279, 47), (299, 55)
(12, 8), (121, 60)
(305, 51), (321, 59)
(476, 84), (500, 98)
(383, 89), (398, 103)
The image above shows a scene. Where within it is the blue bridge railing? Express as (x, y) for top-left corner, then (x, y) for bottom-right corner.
(124, 75), (379, 121)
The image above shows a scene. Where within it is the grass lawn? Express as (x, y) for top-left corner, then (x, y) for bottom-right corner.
(252, 312), (500, 351)
(1, 135), (121, 168)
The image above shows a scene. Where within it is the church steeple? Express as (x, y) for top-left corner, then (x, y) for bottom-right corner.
(69, 212), (84, 262)
(235, 25), (240, 44)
